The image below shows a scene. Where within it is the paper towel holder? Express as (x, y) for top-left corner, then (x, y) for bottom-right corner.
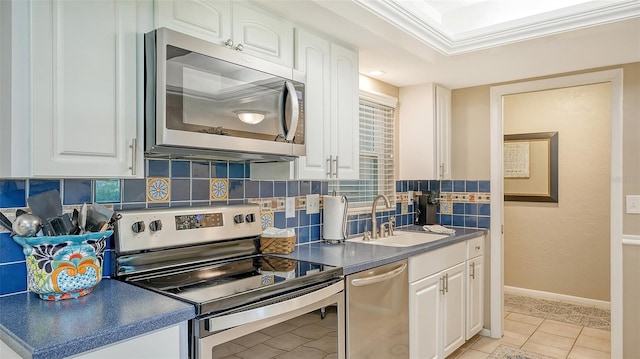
(323, 195), (349, 244)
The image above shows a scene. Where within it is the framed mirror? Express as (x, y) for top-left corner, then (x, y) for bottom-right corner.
(504, 132), (558, 202)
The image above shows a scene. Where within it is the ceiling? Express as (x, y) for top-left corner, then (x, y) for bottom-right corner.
(254, 0), (640, 89)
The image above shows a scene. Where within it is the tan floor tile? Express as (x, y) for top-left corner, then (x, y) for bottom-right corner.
(504, 311), (511, 318)
(538, 320), (582, 339)
(580, 327), (611, 341)
(574, 335), (611, 353)
(303, 334), (339, 354)
(471, 337), (502, 353)
(527, 331), (576, 350)
(263, 332), (310, 352)
(447, 346), (467, 359)
(568, 346), (611, 359)
(458, 349), (489, 359)
(522, 341), (570, 359)
(504, 319), (539, 336)
(461, 334), (482, 349)
(506, 312), (545, 326)
(500, 330), (531, 347)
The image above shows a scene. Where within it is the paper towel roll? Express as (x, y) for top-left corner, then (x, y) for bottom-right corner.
(323, 196), (347, 241)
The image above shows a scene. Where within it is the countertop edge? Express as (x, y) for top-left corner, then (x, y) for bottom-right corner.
(283, 227), (488, 275)
(0, 280), (196, 359)
(31, 306), (195, 359)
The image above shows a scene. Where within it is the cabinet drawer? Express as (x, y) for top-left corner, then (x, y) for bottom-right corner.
(467, 235), (484, 259)
(409, 242), (465, 282)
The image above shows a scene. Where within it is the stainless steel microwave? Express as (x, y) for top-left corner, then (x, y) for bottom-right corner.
(145, 28), (305, 161)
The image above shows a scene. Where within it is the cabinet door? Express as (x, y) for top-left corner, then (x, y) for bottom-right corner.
(31, 0), (145, 177)
(435, 85), (451, 180)
(442, 262), (466, 358)
(466, 256), (484, 339)
(231, 3), (293, 67)
(330, 43), (359, 179)
(294, 29), (331, 179)
(155, 0), (231, 45)
(410, 272), (441, 359)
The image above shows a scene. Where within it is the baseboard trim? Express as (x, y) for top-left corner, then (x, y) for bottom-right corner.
(479, 328), (492, 338)
(504, 285), (610, 309)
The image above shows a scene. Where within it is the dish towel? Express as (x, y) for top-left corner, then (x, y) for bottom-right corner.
(422, 225), (456, 235)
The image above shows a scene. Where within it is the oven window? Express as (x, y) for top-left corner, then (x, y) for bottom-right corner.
(211, 306), (338, 358)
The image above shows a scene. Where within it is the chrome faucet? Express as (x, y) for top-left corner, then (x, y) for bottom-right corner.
(370, 194), (391, 239)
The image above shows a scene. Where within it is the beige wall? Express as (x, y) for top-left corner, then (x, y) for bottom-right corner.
(451, 62), (640, 235)
(450, 62), (640, 355)
(503, 83), (611, 301)
(451, 86), (491, 179)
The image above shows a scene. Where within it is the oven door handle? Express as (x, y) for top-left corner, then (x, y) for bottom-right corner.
(206, 280), (343, 333)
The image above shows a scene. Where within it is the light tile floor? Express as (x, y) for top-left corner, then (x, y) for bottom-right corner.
(448, 295), (611, 359)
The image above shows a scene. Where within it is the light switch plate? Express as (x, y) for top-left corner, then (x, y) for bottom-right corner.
(285, 197), (296, 218)
(306, 194), (320, 214)
(627, 195), (640, 214)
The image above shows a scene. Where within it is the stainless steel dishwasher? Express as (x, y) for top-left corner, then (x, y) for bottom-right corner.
(346, 259), (409, 358)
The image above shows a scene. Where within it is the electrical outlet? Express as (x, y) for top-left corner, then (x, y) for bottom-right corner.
(285, 197), (296, 218)
(306, 194), (320, 214)
(627, 195), (640, 214)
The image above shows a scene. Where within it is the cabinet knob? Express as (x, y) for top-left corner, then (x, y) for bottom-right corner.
(235, 44), (244, 52)
(475, 245), (481, 251)
(224, 39), (233, 48)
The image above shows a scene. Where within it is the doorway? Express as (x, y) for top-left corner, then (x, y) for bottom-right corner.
(488, 69), (623, 357)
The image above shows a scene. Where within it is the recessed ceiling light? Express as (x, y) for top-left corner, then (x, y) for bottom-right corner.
(369, 70), (385, 76)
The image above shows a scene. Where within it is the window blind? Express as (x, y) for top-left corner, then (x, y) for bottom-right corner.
(329, 97), (396, 210)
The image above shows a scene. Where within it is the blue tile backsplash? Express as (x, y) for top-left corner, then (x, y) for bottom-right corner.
(0, 159), (490, 296)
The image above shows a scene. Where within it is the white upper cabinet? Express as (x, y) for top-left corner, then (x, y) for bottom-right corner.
(1, 0), (149, 178)
(398, 83), (451, 180)
(294, 29), (331, 179)
(295, 29), (359, 180)
(155, 0), (231, 45)
(251, 28), (359, 181)
(154, 0), (293, 67)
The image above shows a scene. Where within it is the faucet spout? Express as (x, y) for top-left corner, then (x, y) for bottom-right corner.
(371, 194), (391, 239)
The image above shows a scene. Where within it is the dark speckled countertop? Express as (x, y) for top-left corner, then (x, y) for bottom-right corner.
(0, 279), (195, 359)
(283, 226), (487, 275)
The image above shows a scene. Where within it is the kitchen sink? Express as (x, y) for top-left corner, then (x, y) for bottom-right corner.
(349, 231), (449, 247)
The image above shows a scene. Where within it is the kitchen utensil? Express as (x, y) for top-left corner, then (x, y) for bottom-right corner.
(12, 214), (43, 237)
(27, 190), (63, 221)
(86, 203), (114, 232)
(0, 212), (14, 233)
(79, 203), (88, 234)
(71, 209), (80, 235)
(42, 213), (74, 236)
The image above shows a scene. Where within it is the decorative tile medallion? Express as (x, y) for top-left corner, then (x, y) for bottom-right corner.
(260, 212), (274, 230)
(440, 200), (453, 215)
(146, 178), (170, 202)
(210, 178), (229, 200)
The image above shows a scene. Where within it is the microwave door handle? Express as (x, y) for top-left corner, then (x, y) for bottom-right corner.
(282, 81), (299, 142)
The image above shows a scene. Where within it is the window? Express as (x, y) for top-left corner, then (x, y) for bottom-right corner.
(329, 90), (397, 211)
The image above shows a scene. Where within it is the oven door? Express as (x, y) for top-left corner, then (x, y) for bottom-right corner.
(193, 280), (344, 359)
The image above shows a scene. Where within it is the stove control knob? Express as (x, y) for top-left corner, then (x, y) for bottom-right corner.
(234, 214), (244, 224)
(149, 220), (162, 232)
(131, 221), (145, 233)
(245, 213), (255, 223)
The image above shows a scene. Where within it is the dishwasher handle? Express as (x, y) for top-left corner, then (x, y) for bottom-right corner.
(350, 263), (407, 287)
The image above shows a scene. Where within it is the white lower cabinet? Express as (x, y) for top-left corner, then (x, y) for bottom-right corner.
(409, 241), (466, 359)
(466, 235), (485, 339)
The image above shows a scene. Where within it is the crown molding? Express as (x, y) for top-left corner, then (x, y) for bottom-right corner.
(352, 0), (640, 55)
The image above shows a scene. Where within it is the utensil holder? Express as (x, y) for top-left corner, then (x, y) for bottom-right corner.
(12, 231), (112, 300)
